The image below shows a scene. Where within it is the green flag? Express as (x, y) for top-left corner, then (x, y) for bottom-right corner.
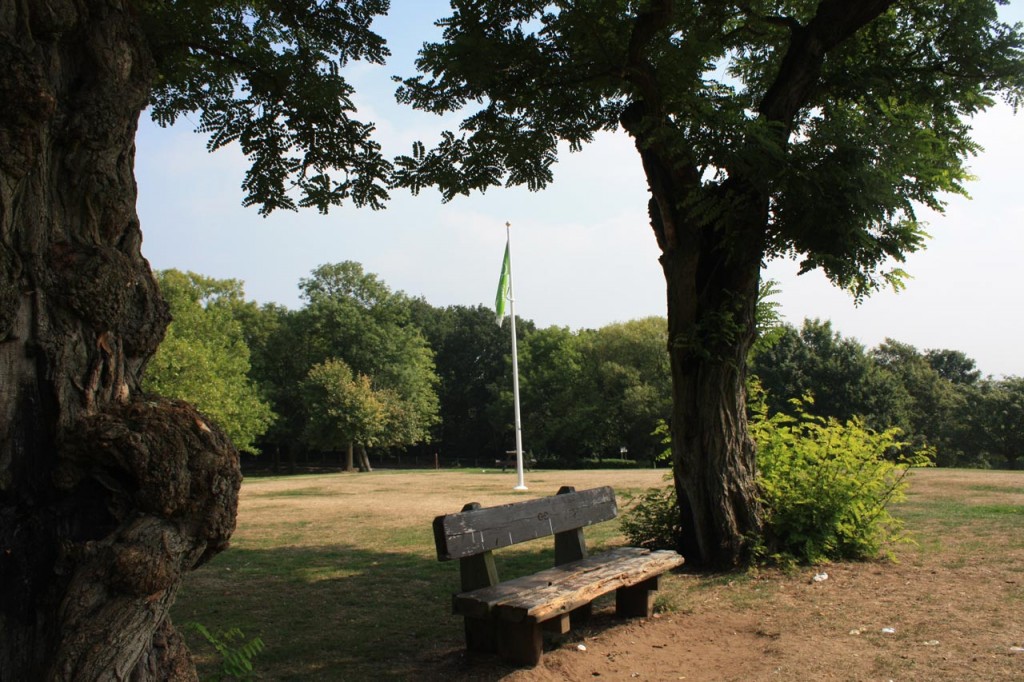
(495, 240), (511, 324)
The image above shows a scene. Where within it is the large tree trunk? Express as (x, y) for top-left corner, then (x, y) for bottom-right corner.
(661, 239), (763, 569)
(622, 102), (764, 569)
(0, 3), (240, 679)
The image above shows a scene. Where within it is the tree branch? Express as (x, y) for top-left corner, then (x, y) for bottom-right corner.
(759, 0), (896, 126)
(623, 0), (673, 107)
(735, 4), (801, 33)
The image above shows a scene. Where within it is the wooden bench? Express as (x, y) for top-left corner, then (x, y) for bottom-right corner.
(494, 456), (536, 472)
(432, 485), (684, 666)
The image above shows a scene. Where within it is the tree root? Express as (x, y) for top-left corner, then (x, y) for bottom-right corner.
(51, 396), (241, 680)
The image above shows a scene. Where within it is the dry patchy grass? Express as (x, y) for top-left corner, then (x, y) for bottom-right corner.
(172, 467), (1024, 681)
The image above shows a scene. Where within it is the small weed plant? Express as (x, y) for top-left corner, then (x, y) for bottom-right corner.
(620, 485), (682, 551)
(185, 622), (264, 682)
(620, 421), (680, 550)
(622, 398), (931, 565)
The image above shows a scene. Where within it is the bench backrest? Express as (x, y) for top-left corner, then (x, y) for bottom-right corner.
(433, 485), (617, 562)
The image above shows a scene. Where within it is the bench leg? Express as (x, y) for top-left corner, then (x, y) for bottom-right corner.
(497, 619), (543, 667)
(570, 602), (593, 624)
(543, 613), (571, 635)
(464, 615), (497, 654)
(616, 576), (659, 618)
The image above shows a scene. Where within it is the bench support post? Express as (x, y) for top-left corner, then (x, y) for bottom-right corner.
(542, 613), (571, 635)
(458, 503), (500, 653)
(497, 619), (543, 667)
(616, 576), (659, 618)
(554, 486), (594, 624)
(464, 616), (497, 654)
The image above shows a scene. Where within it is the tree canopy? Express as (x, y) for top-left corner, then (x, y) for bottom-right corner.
(390, 0), (1024, 568)
(302, 358), (389, 456)
(753, 319), (903, 428)
(236, 262), (440, 469)
(548, 318), (671, 462)
(395, 0), (1023, 296)
(141, 0), (393, 215)
(297, 262), (440, 446)
(747, 319), (1024, 467)
(143, 270), (276, 453)
(411, 303), (517, 462)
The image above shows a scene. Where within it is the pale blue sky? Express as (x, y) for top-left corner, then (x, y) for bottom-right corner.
(135, 2), (1024, 377)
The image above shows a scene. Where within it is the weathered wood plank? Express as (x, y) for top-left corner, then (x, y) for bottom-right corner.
(433, 486), (617, 561)
(453, 547), (684, 623)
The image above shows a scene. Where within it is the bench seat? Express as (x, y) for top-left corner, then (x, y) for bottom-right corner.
(454, 547), (684, 623)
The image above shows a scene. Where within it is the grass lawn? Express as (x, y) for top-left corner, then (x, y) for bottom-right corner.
(171, 467), (1024, 681)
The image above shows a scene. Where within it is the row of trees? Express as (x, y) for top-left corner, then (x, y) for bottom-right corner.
(144, 264), (674, 469)
(145, 266), (1024, 473)
(753, 320), (1024, 469)
(145, 264), (439, 471)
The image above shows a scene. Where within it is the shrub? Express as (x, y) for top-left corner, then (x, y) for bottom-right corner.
(579, 457), (641, 469)
(752, 398), (932, 565)
(619, 398), (932, 564)
(620, 485), (682, 550)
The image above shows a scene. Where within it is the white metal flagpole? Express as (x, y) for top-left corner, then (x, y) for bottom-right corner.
(506, 222), (528, 491)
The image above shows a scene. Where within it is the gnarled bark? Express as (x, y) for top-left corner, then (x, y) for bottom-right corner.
(620, 94), (764, 569)
(619, 0), (898, 569)
(660, 243), (763, 569)
(0, 2), (240, 678)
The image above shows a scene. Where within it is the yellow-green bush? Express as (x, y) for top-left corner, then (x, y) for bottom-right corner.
(621, 397), (931, 565)
(752, 397), (931, 564)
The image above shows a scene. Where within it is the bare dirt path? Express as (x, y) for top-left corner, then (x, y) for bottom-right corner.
(404, 469), (1024, 681)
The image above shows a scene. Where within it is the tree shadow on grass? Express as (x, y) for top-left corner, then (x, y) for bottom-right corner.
(172, 542), (580, 681)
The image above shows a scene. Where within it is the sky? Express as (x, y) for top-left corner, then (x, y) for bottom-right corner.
(135, 2), (1024, 379)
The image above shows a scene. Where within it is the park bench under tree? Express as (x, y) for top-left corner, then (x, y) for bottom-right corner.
(432, 485), (685, 666)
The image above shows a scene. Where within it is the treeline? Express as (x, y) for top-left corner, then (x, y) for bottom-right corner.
(752, 319), (1023, 469)
(144, 264), (670, 471)
(144, 265), (1023, 471)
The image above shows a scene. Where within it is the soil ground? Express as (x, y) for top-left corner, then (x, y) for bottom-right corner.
(186, 468), (1024, 681)
(420, 469), (1024, 681)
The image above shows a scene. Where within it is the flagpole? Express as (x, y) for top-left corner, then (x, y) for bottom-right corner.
(506, 222), (528, 491)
